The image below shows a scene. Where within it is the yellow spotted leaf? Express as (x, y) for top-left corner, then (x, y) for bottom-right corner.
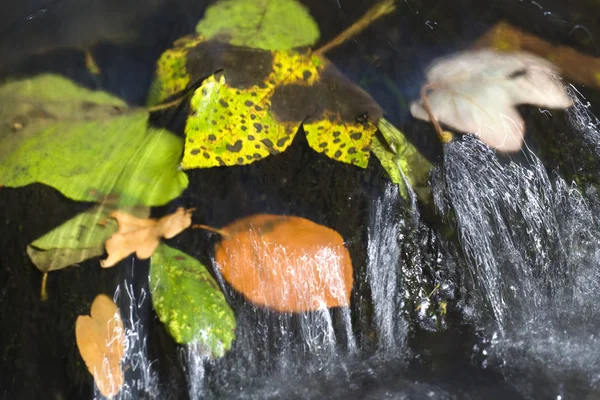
(181, 44), (382, 169)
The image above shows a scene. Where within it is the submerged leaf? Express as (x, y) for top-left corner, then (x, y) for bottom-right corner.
(27, 205), (149, 273)
(0, 74), (188, 206)
(179, 41), (382, 169)
(213, 214), (353, 313)
(150, 244), (236, 356)
(371, 118), (433, 202)
(410, 49), (572, 152)
(75, 294), (125, 399)
(195, 0), (319, 51)
(101, 207), (192, 268)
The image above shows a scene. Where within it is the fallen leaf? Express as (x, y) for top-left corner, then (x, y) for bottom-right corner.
(101, 207), (193, 268)
(371, 118), (433, 202)
(410, 49), (573, 152)
(170, 39), (381, 169)
(0, 74), (188, 206)
(150, 244), (236, 357)
(475, 21), (600, 91)
(27, 205), (149, 273)
(195, 0), (320, 51)
(75, 294), (125, 399)
(211, 214), (353, 313)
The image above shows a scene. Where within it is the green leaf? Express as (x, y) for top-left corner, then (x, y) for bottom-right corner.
(150, 244), (236, 357)
(195, 0), (319, 51)
(181, 46), (382, 169)
(371, 118), (433, 201)
(27, 205), (149, 272)
(0, 74), (189, 206)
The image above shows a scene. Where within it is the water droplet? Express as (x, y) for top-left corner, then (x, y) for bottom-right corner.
(26, 8), (46, 20)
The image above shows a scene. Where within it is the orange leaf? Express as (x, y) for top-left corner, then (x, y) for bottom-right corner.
(101, 207), (192, 268)
(75, 294), (125, 399)
(214, 214), (353, 313)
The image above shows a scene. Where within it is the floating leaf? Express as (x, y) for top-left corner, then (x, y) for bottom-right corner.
(150, 244), (236, 356)
(476, 21), (600, 91)
(179, 42), (382, 169)
(101, 207), (192, 268)
(75, 294), (125, 399)
(0, 74), (188, 206)
(371, 118), (433, 202)
(410, 49), (573, 152)
(211, 214), (353, 313)
(27, 205), (149, 273)
(195, 0), (319, 51)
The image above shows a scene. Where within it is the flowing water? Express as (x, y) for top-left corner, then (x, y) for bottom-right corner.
(4, 0), (600, 399)
(430, 88), (600, 398)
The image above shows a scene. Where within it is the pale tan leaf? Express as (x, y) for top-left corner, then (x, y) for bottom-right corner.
(411, 49), (573, 152)
(101, 207), (192, 268)
(75, 294), (125, 399)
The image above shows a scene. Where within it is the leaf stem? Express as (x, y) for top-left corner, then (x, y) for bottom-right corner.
(41, 272), (48, 301)
(192, 224), (230, 239)
(148, 96), (186, 112)
(314, 0), (396, 56)
(420, 83), (453, 144)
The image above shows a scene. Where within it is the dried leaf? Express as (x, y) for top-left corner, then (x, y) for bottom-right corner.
(195, 0), (320, 51)
(101, 207), (192, 268)
(150, 244), (236, 356)
(27, 205), (149, 273)
(410, 49), (573, 152)
(213, 214), (353, 313)
(475, 21), (600, 91)
(75, 294), (125, 399)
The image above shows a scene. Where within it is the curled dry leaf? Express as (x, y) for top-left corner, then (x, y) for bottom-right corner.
(410, 49), (573, 152)
(75, 294), (125, 399)
(212, 214), (353, 313)
(101, 207), (192, 268)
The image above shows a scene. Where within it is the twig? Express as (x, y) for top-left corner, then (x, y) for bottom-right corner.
(314, 0), (396, 56)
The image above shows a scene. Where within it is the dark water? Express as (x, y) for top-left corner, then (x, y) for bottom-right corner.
(2, 0), (600, 399)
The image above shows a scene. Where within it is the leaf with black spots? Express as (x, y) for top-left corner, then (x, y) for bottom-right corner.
(150, 244), (236, 357)
(178, 42), (382, 169)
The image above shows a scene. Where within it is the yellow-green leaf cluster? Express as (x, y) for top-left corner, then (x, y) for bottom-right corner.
(182, 48), (382, 169)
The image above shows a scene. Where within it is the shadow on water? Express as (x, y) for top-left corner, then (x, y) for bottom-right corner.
(2, 0), (600, 399)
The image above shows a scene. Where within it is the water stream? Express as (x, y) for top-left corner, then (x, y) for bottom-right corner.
(431, 89), (600, 397)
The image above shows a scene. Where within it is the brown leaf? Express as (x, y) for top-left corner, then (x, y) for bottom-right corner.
(214, 214), (353, 313)
(75, 294), (125, 399)
(101, 207), (192, 268)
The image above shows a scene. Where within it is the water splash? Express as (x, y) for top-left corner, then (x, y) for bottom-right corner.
(432, 134), (600, 396)
(181, 343), (209, 400)
(110, 261), (159, 399)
